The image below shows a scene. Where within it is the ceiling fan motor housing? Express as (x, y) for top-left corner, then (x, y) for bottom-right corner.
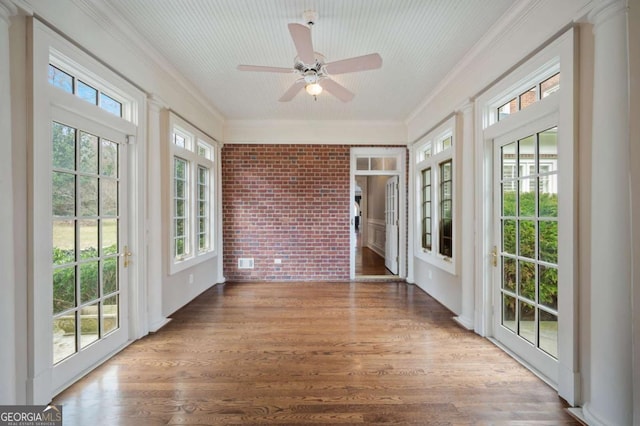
(303, 10), (318, 26)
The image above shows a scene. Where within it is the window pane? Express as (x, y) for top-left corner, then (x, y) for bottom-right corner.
(519, 300), (536, 344)
(439, 160), (453, 258)
(384, 157), (397, 171)
(79, 262), (99, 304)
(519, 87), (536, 111)
(539, 265), (558, 310)
(79, 303), (100, 348)
(198, 141), (212, 159)
(540, 73), (560, 98)
(370, 157), (383, 170)
(174, 133), (186, 149)
(103, 295), (119, 335)
(518, 135), (535, 177)
(539, 220), (558, 263)
(421, 143), (432, 160)
(175, 199), (185, 217)
(52, 122), (76, 170)
(421, 168), (431, 250)
(53, 220), (75, 265)
(502, 219), (516, 254)
(518, 260), (536, 301)
(101, 140), (118, 177)
(79, 219), (98, 260)
(102, 219), (118, 256)
(438, 136), (452, 153)
(102, 257), (118, 295)
(52, 172), (75, 217)
(100, 93), (122, 117)
(502, 257), (516, 292)
(78, 176), (98, 217)
(497, 98), (517, 121)
(77, 81), (98, 105)
(502, 294), (516, 332)
(539, 309), (558, 357)
(79, 132), (98, 174)
(53, 266), (75, 314)
(518, 178), (536, 217)
(518, 220), (535, 259)
(48, 65), (73, 93)
(100, 178), (118, 216)
(356, 157), (369, 170)
(53, 314), (76, 364)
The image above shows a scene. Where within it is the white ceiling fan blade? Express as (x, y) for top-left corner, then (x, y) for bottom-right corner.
(237, 65), (293, 73)
(319, 78), (355, 102)
(324, 53), (383, 75)
(279, 80), (305, 102)
(288, 23), (315, 64)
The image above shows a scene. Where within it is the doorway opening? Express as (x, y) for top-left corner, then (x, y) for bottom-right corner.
(350, 148), (406, 280)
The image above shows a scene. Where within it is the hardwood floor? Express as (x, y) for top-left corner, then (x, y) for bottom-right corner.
(354, 230), (395, 276)
(53, 282), (578, 425)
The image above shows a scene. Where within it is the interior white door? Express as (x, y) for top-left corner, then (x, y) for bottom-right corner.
(385, 176), (399, 274)
(492, 118), (559, 384)
(50, 108), (129, 393)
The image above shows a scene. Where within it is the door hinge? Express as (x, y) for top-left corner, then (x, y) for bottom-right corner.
(491, 245), (498, 267)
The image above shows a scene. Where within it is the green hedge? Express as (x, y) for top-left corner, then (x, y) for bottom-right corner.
(53, 245), (117, 314)
(502, 191), (558, 310)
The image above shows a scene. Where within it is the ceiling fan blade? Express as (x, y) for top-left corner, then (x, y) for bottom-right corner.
(279, 80), (305, 102)
(324, 53), (383, 75)
(288, 23), (315, 64)
(238, 65), (292, 73)
(319, 78), (355, 102)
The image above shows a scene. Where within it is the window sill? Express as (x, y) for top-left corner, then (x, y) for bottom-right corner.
(415, 249), (456, 275)
(169, 249), (217, 275)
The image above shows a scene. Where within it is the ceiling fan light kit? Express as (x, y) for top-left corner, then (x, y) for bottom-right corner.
(237, 10), (382, 103)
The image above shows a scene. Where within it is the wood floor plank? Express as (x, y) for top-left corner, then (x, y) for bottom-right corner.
(53, 281), (578, 425)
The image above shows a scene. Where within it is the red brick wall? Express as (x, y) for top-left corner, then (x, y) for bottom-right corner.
(222, 144), (351, 281)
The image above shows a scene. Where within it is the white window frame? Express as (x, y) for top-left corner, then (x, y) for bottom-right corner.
(413, 116), (457, 275)
(167, 112), (217, 275)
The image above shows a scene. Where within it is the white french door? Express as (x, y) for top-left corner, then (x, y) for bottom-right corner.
(50, 107), (129, 393)
(385, 175), (399, 274)
(492, 113), (559, 384)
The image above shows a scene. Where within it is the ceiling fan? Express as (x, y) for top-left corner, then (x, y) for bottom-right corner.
(237, 11), (382, 102)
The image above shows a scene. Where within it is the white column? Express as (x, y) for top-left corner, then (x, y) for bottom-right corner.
(584, 1), (632, 425)
(454, 101), (475, 330)
(147, 95), (170, 332)
(0, 0), (18, 405)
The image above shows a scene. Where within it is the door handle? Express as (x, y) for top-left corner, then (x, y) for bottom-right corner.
(123, 245), (132, 268)
(491, 246), (498, 267)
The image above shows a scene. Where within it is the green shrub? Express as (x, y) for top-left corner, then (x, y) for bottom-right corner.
(502, 191), (558, 308)
(53, 244), (117, 314)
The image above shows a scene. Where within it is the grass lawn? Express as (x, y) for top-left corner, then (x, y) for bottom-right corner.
(53, 220), (118, 251)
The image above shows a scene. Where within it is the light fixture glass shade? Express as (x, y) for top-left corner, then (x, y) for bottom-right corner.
(305, 83), (323, 96)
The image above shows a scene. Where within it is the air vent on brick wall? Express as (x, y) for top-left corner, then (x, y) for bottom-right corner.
(238, 258), (254, 269)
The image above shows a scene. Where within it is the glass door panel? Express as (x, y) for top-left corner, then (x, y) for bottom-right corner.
(494, 125), (559, 380)
(51, 120), (126, 369)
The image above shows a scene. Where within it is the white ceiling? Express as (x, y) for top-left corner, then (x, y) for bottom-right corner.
(93, 0), (514, 122)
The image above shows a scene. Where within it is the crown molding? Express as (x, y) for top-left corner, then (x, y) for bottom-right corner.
(0, 0), (18, 24)
(69, 0), (225, 124)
